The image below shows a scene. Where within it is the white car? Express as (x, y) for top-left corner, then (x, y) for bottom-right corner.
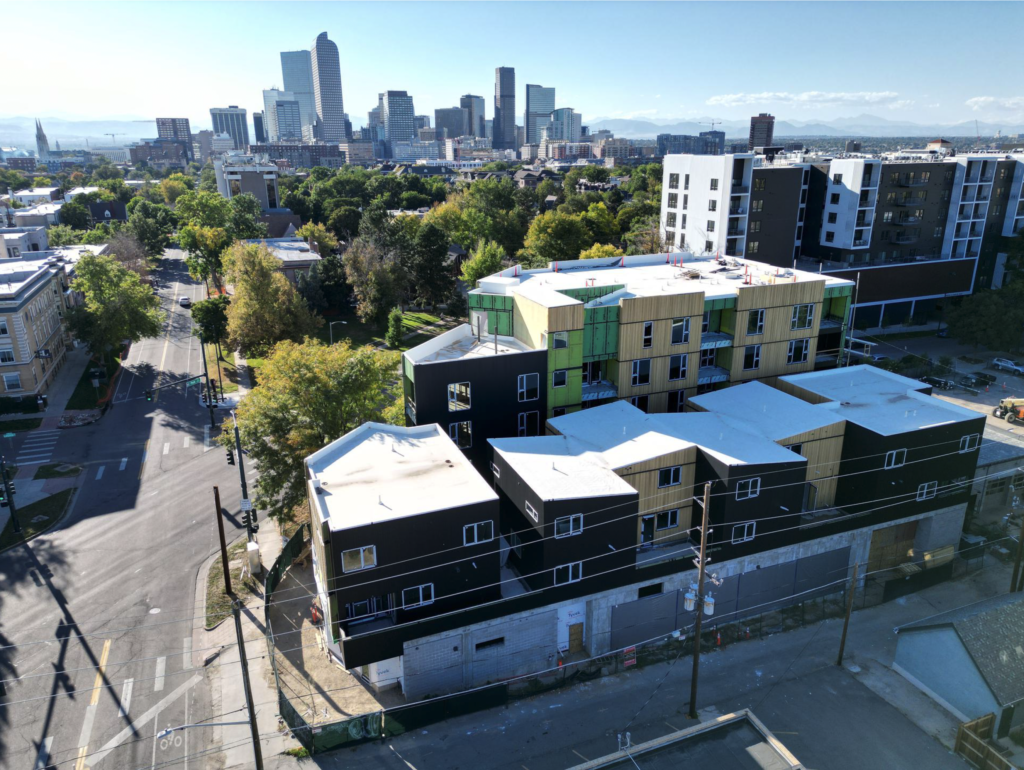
(178, 296), (191, 308)
(992, 358), (1024, 375)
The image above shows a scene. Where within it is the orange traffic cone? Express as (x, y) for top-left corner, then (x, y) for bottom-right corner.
(716, 632), (722, 647)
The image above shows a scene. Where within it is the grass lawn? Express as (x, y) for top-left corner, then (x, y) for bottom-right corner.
(205, 344), (239, 394)
(34, 463), (82, 480)
(314, 309), (445, 349)
(0, 489), (75, 551)
(205, 536), (262, 629)
(66, 347), (124, 411)
(1, 418), (43, 432)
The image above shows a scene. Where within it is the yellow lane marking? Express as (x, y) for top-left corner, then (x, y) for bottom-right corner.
(138, 440), (149, 480)
(76, 638), (111, 770)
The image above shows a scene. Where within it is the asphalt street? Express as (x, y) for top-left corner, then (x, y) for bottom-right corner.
(0, 251), (254, 770)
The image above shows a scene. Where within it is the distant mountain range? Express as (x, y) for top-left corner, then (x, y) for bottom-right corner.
(0, 117), (161, 148)
(586, 113), (1024, 140)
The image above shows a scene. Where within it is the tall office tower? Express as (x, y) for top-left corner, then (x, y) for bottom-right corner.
(524, 84), (555, 144)
(382, 91), (416, 151)
(35, 119), (50, 159)
(210, 106), (250, 150)
(263, 89), (303, 141)
(434, 107), (469, 140)
(253, 112), (267, 144)
(310, 31), (347, 141)
(414, 115), (431, 130)
(368, 95), (383, 128)
(280, 49), (317, 129)
(748, 113), (775, 150)
(156, 117), (194, 162)
(460, 94), (485, 137)
(484, 119), (493, 141)
(493, 66), (515, 150)
(542, 107), (581, 142)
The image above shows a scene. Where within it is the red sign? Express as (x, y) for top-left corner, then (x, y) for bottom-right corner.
(624, 646), (636, 667)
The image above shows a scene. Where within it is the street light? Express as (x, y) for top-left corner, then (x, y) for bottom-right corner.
(329, 320), (348, 345)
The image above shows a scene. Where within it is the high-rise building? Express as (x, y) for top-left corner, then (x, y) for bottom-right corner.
(748, 113), (775, 151)
(700, 130), (726, 155)
(382, 91), (416, 152)
(210, 107), (250, 150)
(483, 119), (493, 141)
(156, 118), (194, 162)
(280, 49), (317, 129)
(414, 115), (431, 130)
(541, 107), (581, 143)
(524, 84), (556, 144)
(34, 119), (50, 160)
(253, 112), (267, 144)
(493, 67), (515, 150)
(263, 89), (303, 141)
(310, 31), (347, 142)
(434, 107), (469, 140)
(460, 94), (485, 137)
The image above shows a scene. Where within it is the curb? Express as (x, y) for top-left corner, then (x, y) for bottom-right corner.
(0, 486), (78, 554)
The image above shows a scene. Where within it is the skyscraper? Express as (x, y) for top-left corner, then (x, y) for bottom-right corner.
(210, 106), (249, 150)
(524, 84), (555, 145)
(156, 117), (194, 162)
(460, 94), (485, 137)
(253, 112), (267, 144)
(263, 89), (303, 141)
(414, 115), (431, 130)
(493, 67), (515, 150)
(542, 107), (581, 142)
(434, 107), (469, 140)
(280, 49), (317, 129)
(34, 119), (50, 160)
(748, 113), (775, 150)
(310, 32), (347, 142)
(382, 91), (416, 154)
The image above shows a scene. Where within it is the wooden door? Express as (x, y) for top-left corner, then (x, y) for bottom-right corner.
(568, 623), (584, 654)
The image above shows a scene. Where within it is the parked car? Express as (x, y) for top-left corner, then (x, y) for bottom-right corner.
(920, 375), (955, 390)
(178, 296), (191, 308)
(992, 358), (1024, 375)
(974, 371), (997, 385)
(959, 374), (981, 388)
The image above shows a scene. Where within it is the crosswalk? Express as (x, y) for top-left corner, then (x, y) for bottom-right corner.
(15, 429), (60, 465)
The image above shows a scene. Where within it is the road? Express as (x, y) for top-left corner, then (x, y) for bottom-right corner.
(0, 251), (253, 770)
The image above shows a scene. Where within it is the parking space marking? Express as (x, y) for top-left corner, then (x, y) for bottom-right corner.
(119, 457), (127, 471)
(154, 656), (166, 692)
(95, 465), (104, 481)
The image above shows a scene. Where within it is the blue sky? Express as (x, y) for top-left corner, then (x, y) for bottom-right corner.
(6, 1), (1024, 129)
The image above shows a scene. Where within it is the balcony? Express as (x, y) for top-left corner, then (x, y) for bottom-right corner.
(698, 365), (730, 385)
(727, 227), (745, 237)
(861, 176), (877, 188)
(731, 183), (749, 194)
(855, 216), (872, 228)
(581, 379), (617, 402)
(728, 207), (747, 216)
(636, 538), (697, 568)
(898, 178), (928, 187)
(980, 174), (994, 183)
(699, 331), (733, 350)
(895, 216), (921, 226)
(858, 198), (873, 208)
(893, 234), (918, 244)
(853, 238), (870, 247)
(819, 314), (845, 330)
(894, 198), (924, 207)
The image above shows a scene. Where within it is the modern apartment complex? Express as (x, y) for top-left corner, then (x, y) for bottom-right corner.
(660, 151), (1024, 327)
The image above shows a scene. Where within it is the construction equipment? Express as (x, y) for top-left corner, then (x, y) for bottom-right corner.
(994, 397), (1024, 423)
(104, 132), (125, 144)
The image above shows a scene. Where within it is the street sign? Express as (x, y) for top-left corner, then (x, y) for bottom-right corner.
(624, 646), (636, 668)
(2, 433), (14, 439)
(240, 498), (252, 511)
(186, 377), (203, 386)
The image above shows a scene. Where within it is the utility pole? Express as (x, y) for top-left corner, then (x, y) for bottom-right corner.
(199, 338), (216, 428)
(688, 481), (712, 720)
(1, 456), (20, 536)
(231, 411), (256, 543)
(1010, 516), (1024, 593)
(836, 562), (859, 666)
(212, 486), (263, 769)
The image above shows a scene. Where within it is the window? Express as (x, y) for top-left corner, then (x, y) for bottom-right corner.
(825, 231), (835, 243)
(401, 583), (434, 609)
(748, 241), (759, 254)
(791, 304), (814, 330)
(736, 478), (761, 500)
(554, 561), (582, 585)
(959, 434), (980, 452)
(463, 521), (494, 545)
(684, 174), (690, 190)
(631, 359), (651, 386)
(0, 320), (8, 336)
(751, 199), (763, 213)
(749, 220), (760, 233)
(666, 212), (677, 229)
(509, 532), (522, 558)
(518, 411), (539, 437)
(668, 354), (688, 381)
(747, 308), (765, 335)
(642, 321), (653, 348)
(582, 361), (601, 385)
(830, 193), (840, 205)
(680, 214), (687, 229)
(707, 220), (715, 233)
(668, 193), (678, 209)
(668, 173), (679, 189)
(552, 331), (568, 349)
(0, 348), (14, 364)
(731, 521), (756, 544)
(708, 200), (717, 212)
(656, 509), (678, 530)
(787, 338), (809, 364)
(699, 348), (716, 368)
(754, 177), (766, 191)
(447, 381), (471, 411)
(518, 373), (539, 401)
(490, 461), (501, 478)
(667, 390), (684, 413)
(682, 194), (688, 210)
(630, 395), (649, 412)
(743, 344), (761, 370)
(827, 212), (838, 224)
(705, 240), (713, 253)
(832, 173), (843, 185)
(921, 171), (930, 184)
(710, 178), (719, 191)
(525, 500), (539, 522)
(786, 443), (803, 455)
(883, 211), (893, 223)
(701, 310), (710, 334)
(552, 369), (567, 388)
(638, 583), (662, 598)
(916, 481), (938, 501)
(341, 545), (377, 573)
(476, 637), (504, 652)
(554, 513), (583, 538)
(658, 466), (682, 488)
(2, 373), (20, 392)
(884, 449), (906, 469)
(671, 317), (690, 345)
(449, 420), (472, 448)
(934, 226), (943, 238)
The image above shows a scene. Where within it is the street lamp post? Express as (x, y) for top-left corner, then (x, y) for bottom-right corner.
(329, 320), (347, 345)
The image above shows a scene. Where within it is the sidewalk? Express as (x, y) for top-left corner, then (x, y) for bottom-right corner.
(233, 351), (253, 398)
(0, 344), (92, 423)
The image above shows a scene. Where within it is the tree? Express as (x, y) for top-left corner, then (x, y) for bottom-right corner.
(175, 190), (233, 287)
(344, 237), (404, 325)
(45, 225), (84, 247)
(227, 193), (268, 241)
(221, 243), (322, 356)
(296, 262), (328, 314)
(946, 282), (1024, 352)
(623, 214), (665, 255)
(399, 190), (432, 210)
(126, 199), (176, 257)
(225, 339), (399, 523)
(521, 210), (592, 267)
(409, 222), (455, 309)
(191, 295), (230, 347)
(581, 202), (619, 244)
(317, 252), (350, 310)
(60, 198), (90, 230)
(385, 307), (404, 348)
(327, 206), (361, 241)
(160, 177), (189, 204)
(460, 240), (506, 287)
(445, 284), (467, 318)
(107, 232), (151, 282)
(295, 222), (339, 256)
(580, 243), (624, 260)
(65, 255), (164, 363)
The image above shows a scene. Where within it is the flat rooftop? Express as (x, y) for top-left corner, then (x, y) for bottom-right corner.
(243, 237), (321, 264)
(404, 324), (535, 364)
(780, 366), (983, 435)
(306, 422), (497, 531)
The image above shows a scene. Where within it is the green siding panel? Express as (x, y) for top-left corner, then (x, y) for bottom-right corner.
(824, 285), (853, 299)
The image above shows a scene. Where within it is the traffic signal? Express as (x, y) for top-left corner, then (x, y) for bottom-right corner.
(226, 448), (235, 465)
(250, 511), (259, 532)
(144, 390), (153, 402)
(0, 488), (6, 507)
(9, 481), (15, 496)
(241, 511), (250, 529)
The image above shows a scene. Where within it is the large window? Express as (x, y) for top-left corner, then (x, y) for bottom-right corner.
(656, 509), (678, 530)
(666, 212), (677, 229)
(341, 545), (377, 573)
(751, 199), (763, 213)
(2, 373), (21, 392)
(0, 320), (8, 336)
(554, 561), (582, 586)
(518, 373), (539, 401)
(668, 193), (678, 209)
(552, 331), (568, 349)
(518, 411), (539, 437)
(736, 478), (760, 500)
(0, 348), (14, 364)
(463, 521), (494, 546)
(671, 317), (690, 345)
(791, 304), (815, 330)
(699, 348), (716, 368)
(668, 354), (687, 381)
(701, 310), (710, 333)
(916, 481), (938, 501)
(754, 177), (766, 192)
(707, 220), (715, 233)
(960, 434), (980, 452)
(787, 339), (810, 365)
(449, 421), (472, 448)
(631, 359), (651, 386)
(667, 390), (684, 413)
(743, 344), (761, 371)
(708, 200), (717, 212)
(447, 382), (471, 411)
(748, 241), (759, 254)
(710, 178), (719, 190)
(884, 449), (906, 469)
(642, 321), (653, 348)
(401, 583), (434, 609)
(668, 173), (679, 189)
(554, 513), (583, 538)
(658, 466), (682, 488)
(747, 309), (765, 335)
(630, 395), (649, 412)
(731, 522), (756, 544)
(552, 369), (567, 388)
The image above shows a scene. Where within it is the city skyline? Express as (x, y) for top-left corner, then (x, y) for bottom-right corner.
(5, 1), (1023, 132)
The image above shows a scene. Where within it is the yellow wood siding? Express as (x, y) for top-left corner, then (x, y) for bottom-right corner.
(617, 354), (698, 399)
(513, 293), (549, 349)
(618, 292), (706, 325)
(549, 303), (584, 332)
(728, 337), (818, 382)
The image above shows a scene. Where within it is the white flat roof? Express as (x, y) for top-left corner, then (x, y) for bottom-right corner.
(780, 365), (983, 435)
(404, 324), (534, 364)
(690, 380), (845, 441)
(306, 422), (497, 530)
(664, 411), (805, 466)
(243, 237), (320, 263)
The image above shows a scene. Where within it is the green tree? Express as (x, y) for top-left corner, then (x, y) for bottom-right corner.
(947, 283), (1024, 352)
(227, 193), (268, 241)
(65, 255), (164, 363)
(521, 210), (592, 267)
(175, 190), (232, 287)
(295, 222), (339, 256)
(343, 236), (404, 325)
(60, 198), (90, 230)
(126, 199), (176, 257)
(445, 284), (467, 318)
(191, 295), (230, 347)
(581, 202), (619, 244)
(317, 252), (350, 310)
(45, 225), (84, 247)
(296, 262), (328, 314)
(409, 222), (455, 309)
(327, 206), (361, 241)
(160, 178), (189, 204)
(224, 339), (399, 522)
(580, 243), (624, 260)
(385, 307), (404, 348)
(623, 214), (665, 255)
(460, 240), (506, 287)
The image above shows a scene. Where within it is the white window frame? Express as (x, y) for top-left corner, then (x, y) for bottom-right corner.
(791, 303), (815, 330)
(518, 373), (539, 402)
(0, 348), (15, 364)
(916, 481), (938, 501)
(631, 359), (651, 386)
(401, 583), (434, 609)
(747, 308), (765, 335)
(509, 531), (522, 558)
(552, 331), (569, 349)
(0, 320), (9, 336)
(341, 545), (377, 573)
(655, 509), (678, 531)
(642, 321), (653, 348)
(449, 420), (472, 449)
(668, 354), (688, 382)
(525, 500), (539, 522)
(884, 449), (906, 469)
(667, 390), (685, 413)
(736, 478), (761, 500)
(2, 373), (21, 392)
(731, 521), (756, 544)
(658, 466), (682, 488)
(671, 317), (690, 345)
(701, 310), (710, 334)
(554, 561), (582, 586)
(463, 520), (494, 545)
(552, 369), (567, 388)
(787, 338), (809, 365)
(490, 461), (501, 478)
(554, 513), (583, 538)
(518, 411), (539, 437)
(959, 434), (980, 452)
(447, 381), (471, 412)
(743, 344), (761, 371)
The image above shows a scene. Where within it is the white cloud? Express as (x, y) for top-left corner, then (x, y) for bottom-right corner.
(966, 96), (1024, 112)
(706, 91), (901, 108)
